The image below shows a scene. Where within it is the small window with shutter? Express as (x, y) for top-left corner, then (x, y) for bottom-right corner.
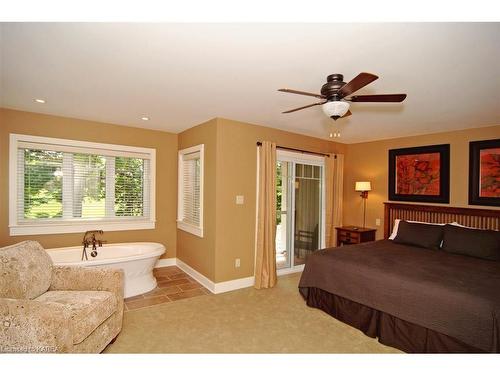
(177, 144), (204, 237)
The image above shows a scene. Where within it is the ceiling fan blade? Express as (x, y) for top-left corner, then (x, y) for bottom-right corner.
(342, 110), (352, 118)
(337, 72), (379, 98)
(278, 88), (326, 99)
(282, 101), (327, 114)
(348, 94), (407, 102)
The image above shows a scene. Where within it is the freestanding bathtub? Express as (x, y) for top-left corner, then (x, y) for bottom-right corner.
(46, 242), (166, 298)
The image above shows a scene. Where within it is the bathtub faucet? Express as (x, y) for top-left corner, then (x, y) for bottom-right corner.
(82, 230), (106, 261)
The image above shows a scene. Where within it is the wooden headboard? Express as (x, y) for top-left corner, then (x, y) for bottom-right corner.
(384, 202), (500, 238)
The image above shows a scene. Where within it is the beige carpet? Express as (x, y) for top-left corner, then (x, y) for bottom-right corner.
(105, 273), (400, 353)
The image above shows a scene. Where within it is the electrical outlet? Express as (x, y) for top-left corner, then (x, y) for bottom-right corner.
(375, 218), (381, 226)
(236, 195), (244, 205)
(235, 258), (241, 268)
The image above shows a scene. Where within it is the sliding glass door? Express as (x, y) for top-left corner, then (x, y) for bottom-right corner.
(276, 151), (325, 271)
(276, 160), (292, 269)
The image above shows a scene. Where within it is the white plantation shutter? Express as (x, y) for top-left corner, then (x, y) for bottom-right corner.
(114, 156), (150, 218)
(178, 145), (204, 237)
(18, 148), (64, 221)
(182, 155), (200, 226)
(10, 134), (156, 235)
(71, 153), (107, 219)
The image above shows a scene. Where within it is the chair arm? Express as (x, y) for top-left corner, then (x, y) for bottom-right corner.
(49, 266), (124, 299)
(0, 298), (73, 353)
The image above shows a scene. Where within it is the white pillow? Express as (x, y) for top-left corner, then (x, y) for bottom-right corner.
(388, 219), (447, 240)
(388, 219), (401, 240)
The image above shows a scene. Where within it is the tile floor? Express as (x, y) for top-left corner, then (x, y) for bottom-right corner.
(124, 266), (210, 311)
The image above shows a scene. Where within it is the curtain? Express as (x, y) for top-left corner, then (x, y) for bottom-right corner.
(254, 141), (277, 289)
(325, 153), (344, 248)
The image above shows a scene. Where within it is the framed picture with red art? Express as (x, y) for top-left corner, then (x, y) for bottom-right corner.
(388, 144), (450, 203)
(469, 139), (500, 207)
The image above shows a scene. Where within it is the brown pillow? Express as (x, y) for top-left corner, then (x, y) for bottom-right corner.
(441, 224), (500, 261)
(393, 220), (444, 250)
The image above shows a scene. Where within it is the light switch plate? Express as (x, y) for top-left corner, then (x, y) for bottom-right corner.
(375, 218), (381, 226)
(236, 195), (244, 205)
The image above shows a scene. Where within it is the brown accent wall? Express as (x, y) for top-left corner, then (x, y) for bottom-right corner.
(0, 108), (178, 259)
(343, 125), (500, 240)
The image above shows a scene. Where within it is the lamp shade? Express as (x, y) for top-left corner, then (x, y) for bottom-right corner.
(355, 181), (371, 192)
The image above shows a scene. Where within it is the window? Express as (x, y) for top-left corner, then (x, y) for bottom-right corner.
(177, 144), (204, 237)
(9, 134), (156, 235)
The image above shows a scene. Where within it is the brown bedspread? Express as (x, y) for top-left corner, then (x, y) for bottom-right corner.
(299, 240), (500, 352)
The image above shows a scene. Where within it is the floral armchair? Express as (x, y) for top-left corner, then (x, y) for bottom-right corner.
(0, 241), (124, 353)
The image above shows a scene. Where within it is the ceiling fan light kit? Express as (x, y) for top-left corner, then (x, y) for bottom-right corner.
(279, 72), (407, 122)
(322, 101), (350, 120)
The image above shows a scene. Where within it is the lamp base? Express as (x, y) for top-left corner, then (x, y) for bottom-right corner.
(362, 196), (368, 229)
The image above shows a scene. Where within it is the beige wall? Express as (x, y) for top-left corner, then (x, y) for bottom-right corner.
(0, 108), (178, 259)
(177, 119), (218, 280)
(1, 108), (346, 283)
(214, 118), (345, 282)
(343, 125), (500, 239)
(4, 107), (498, 284)
(175, 117), (345, 282)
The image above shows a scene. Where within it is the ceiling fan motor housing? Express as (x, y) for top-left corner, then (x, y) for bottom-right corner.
(321, 74), (346, 100)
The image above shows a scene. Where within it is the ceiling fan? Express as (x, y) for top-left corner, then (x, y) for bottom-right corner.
(278, 72), (407, 120)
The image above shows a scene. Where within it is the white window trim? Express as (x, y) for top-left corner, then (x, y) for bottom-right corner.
(9, 133), (156, 236)
(277, 149), (325, 166)
(177, 144), (204, 238)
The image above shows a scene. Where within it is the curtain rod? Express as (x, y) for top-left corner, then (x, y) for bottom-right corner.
(256, 142), (334, 158)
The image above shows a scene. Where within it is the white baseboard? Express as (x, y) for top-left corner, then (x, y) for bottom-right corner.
(175, 258), (216, 294)
(213, 276), (255, 294)
(155, 258), (298, 295)
(155, 258), (176, 268)
(277, 264), (304, 276)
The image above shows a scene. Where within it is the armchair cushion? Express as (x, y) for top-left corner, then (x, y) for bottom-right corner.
(0, 241), (53, 299)
(0, 298), (73, 352)
(34, 290), (117, 345)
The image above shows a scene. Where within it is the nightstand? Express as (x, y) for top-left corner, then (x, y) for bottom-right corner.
(335, 226), (376, 246)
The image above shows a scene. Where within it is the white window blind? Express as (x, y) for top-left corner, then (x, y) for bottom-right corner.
(178, 145), (204, 237)
(9, 134), (156, 235)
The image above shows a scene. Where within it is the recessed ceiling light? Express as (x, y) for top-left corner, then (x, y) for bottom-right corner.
(141, 116), (150, 121)
(34, 98), (46, 104)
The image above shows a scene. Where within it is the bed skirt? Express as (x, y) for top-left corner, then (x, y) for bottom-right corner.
(299, 287), (484, 353)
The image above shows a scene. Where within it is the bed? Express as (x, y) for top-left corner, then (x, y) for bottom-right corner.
(298, 202), (500, 353)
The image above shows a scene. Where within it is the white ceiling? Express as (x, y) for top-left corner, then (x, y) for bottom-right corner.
(1, 23), (499, 143)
